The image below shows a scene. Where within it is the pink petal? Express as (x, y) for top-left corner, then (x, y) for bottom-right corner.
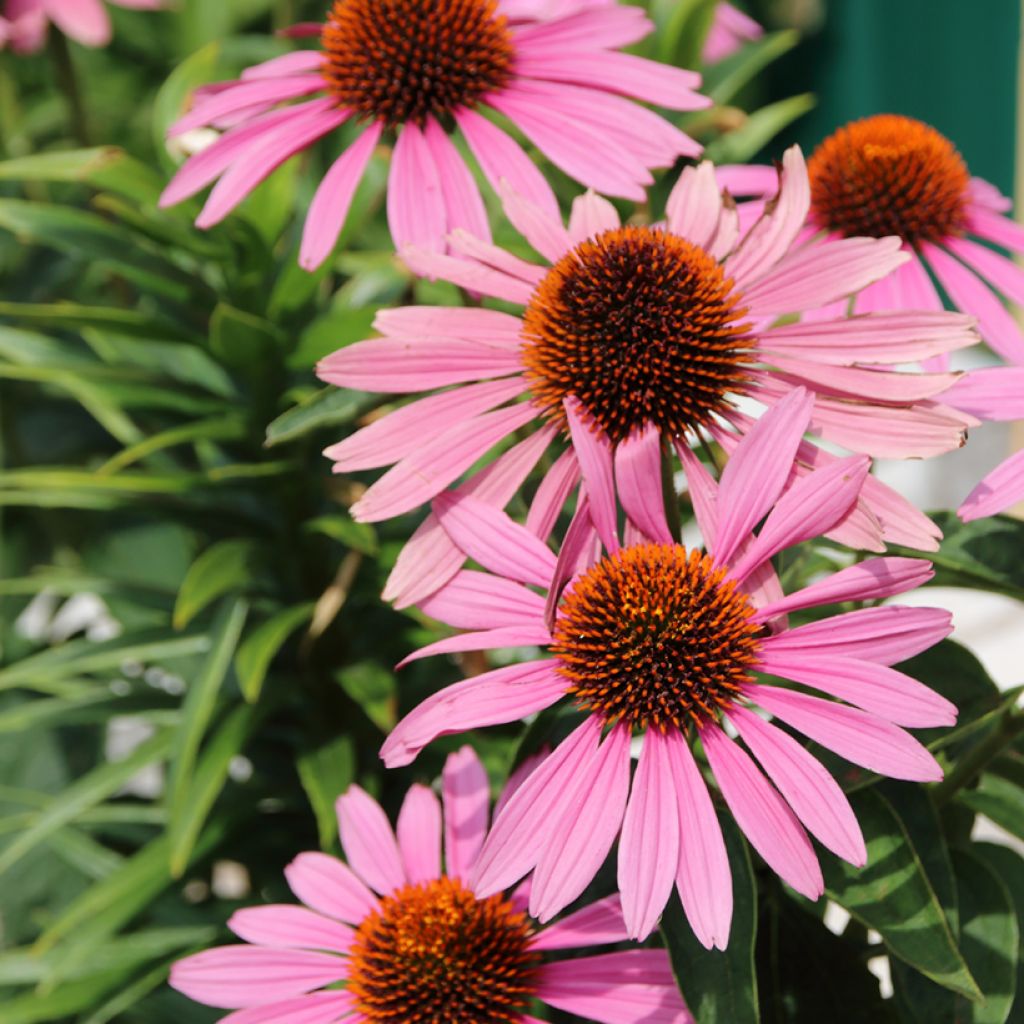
(675, 441), (719, 546)
(946, 235), (1024, 308)
(760, 311), (977, 365)
(283, 853), (377, 925)
(701, 724), (824, 900)
(493, 179), (573, 262)
(756, 650), (958, 728)
(169, 76), (326, 137)
(762, 357), (958, 403)
(456, 107), (559, 218)
(526, 448), (581, 540)
(729, 456), (869, 581)
(351, 402), (538, 522)
(374, 305), (525, 344)
(712, 386), (814, 565)
(666, 161), (722, 248)
(616, 424), (672, 544)
(960, 448), (1024, 522)
(923, 241), (1024, 363)
(241, 51), (324, 81)
(216, 991), (355, 1024)
(531, 895), (630, 950)
(447, 228), (547, 284)
(442, 745), (491, 880)
(618, 728), (680, 939)
(401, 244), (535, 304)
(761, 605), (952, 665)
(530, 724), (631, 922)
(324, 378), (526, 472)
(946, 366), (1024, 420)
(228, 906), (353, 954)
(317, 336), (523, 393)
(396, 783), (442, 883)
(567, 189), (621, 246)
(746, 684), (943, 782)
(729, 706), (866, 866)
(380, 661), (566, 768)
(513, 6), (652, 51)
(45, 0), (110, 46)
(565, 396), (619, 552)
(472, 717), (604, 897)
(387, 122), (445, 252)
(714, 163), (780, 196)
(433, 491), (557, 586)
(398, 623), (552, 668)
(858, 468), (943, 551)
(417, 569), (547, 629)
(335, 786), (405, 895)
(664, 731), (732, 950)
(726, 146), (810, 286)
(544, 494), (600, 629)
(753, 557), (934, 620)
(967, 204), (1024, 253)
(299, 121), (382, 270)
(168, 946), (345, 1009)
(538, 950), (692, 1024)
(423, 116), (490, 243)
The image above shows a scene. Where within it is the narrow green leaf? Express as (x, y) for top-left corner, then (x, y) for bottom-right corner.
(209, 302), (282, 367)
(98, 413), (248, 474)
(704, 94), (817, 164)
(0, 730), (172, 877)
(824, 789), (981, 1001)
(168, 704), (257, 877)
(235, 602), (315, 703)
(166, 598), (248, 817)
(0, 147), (164, 203)
(296, 733), (357, 849)
(704, 29), (802, 104)
(0, 300), (194, 343)
(265, 386), (376, 447)
(304, 515), (379, 555)
(662, 816), (759, 1024)
(173, 541), (256, 629)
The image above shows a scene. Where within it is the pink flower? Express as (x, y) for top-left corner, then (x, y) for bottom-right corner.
(320, 146), (976, 606)
(382, 390), (956, 946)
(170, 746), (693, 1024)
(717, 115), (1024, 370)
(0, 0), (160, 52)
(159, 0), (709, 269)
(703, 2), (762, 63)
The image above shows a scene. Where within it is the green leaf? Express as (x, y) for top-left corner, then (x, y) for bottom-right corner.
(166, 598), (248, 818)
(209, 302), (282, 367)
(0, 147), (164, 204)
(911, 511), (1024, 600)
(824, 789), (980, 1000)
(654, 0), (719, 70)
(264, 386), (376, 447)
(0, 730), (173, 878)
(305, 514), (379, 555)
(973, 843), (1024, 1023)
(704, 94), (817, 164)
(235, 602), (314, 703)
(98, 413), (248, 474)
(0, 301), (194, 343)
(168, 703), (257, 877)
(959, 770), (1024, 841)
(173, 540), (256, 629)
(336, 661), (396, 733)
(287, 306), (380, 370)
(704, 30), (802, 105)
(297, 733), (357, 849)
(662, 815), (759, 1024)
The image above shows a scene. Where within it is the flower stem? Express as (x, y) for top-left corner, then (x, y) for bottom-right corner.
(48, 31), (90, 147)
(932, 705), (1024, 806)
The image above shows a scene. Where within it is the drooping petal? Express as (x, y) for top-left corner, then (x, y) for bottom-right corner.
(387, 122), (446, 251)
(526, 448), (581, 540)
(396, 783), (442, 884)
(423, 116), (491, 243)
(701, 724), (824, 900)
(616, 424), (672, 544)
(746, 684), (942, 782)
(335, 786), (405, 895)
(565, 396), (620, 552)
(618, 728), (680, 940)
(729, 707), (866, 866)
(442, 745), (491, 880)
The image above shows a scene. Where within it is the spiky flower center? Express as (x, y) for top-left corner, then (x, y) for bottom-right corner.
(320, 0), (514, 127)
(552, 543), (762, 730)
(347, 877), (540, 1023)
(520, 226), (754, 444)
(808, 114), (970, 246)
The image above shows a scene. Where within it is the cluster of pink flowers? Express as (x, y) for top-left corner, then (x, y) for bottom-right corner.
(155, 2), (1024, 1022)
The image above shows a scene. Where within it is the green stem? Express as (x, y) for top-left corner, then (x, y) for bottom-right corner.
(932, 707), (1024, 806)
(48, 31), (90, 147)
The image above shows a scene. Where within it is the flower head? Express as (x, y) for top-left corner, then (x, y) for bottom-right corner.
(320, 146), (976, 606)
(159, 0), (709, 268)
(0, 0), (160, 52)
(170, 746), (692, 1024)
(381, 391), (957, 946)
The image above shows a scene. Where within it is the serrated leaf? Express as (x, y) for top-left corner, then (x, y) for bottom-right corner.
(824, 789), (981, 1001)
(662, 816), (759, 1024)
(265, 386), (375, 447)
(173, 540), (256, 629)
(235, 602), (314, 703)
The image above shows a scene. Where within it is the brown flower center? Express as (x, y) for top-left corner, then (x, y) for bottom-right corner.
(347, 877), (540, 1023)
(320, 0), (515, 127)
(808, 114), (970, 246)
(552, 544), (762, 730)
(520, 226), (753, 444)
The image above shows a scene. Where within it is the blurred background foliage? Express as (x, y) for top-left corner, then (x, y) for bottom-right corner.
(0, 1), (1023, 1022)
